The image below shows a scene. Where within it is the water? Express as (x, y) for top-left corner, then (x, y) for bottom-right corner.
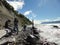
(35, 24), (60, 45)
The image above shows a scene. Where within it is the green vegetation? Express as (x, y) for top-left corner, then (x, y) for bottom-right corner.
(1, 0), (14, 10)
(14, 11), (32, 26)
(1, 0), (32, 26)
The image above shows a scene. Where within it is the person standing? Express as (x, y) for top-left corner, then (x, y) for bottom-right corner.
(4, 19), (12, 35)
(13, 18), (18, 35)
(23, 24), (27, 31)
(4, 20), (11, 30)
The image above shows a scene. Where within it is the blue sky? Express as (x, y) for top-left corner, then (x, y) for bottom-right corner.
(7, 0), (60, 24)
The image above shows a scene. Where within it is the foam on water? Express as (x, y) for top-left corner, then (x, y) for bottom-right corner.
(35, 24), (60, 45)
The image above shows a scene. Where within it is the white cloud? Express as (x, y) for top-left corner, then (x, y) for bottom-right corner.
(53, 17), (60, 21)
(24, 10), (37, 20)
(7, 0), (25, 10)
(34, 19), (50, 24)
(24, 10), (32, 16)
(32, 13), (37, 18)
(34, 17), (60, 24)
(34, 20), (41, 24)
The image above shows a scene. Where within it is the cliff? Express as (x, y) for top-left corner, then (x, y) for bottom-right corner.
(0, 0), (32, 30)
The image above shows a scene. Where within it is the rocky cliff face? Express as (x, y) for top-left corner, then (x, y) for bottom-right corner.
(0, 0), (32, 30)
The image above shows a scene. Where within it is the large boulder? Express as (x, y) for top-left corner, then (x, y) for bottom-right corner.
(0, 29), (6, 38)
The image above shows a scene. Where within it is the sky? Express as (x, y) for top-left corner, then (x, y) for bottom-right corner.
(7, 0), (60, 24)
